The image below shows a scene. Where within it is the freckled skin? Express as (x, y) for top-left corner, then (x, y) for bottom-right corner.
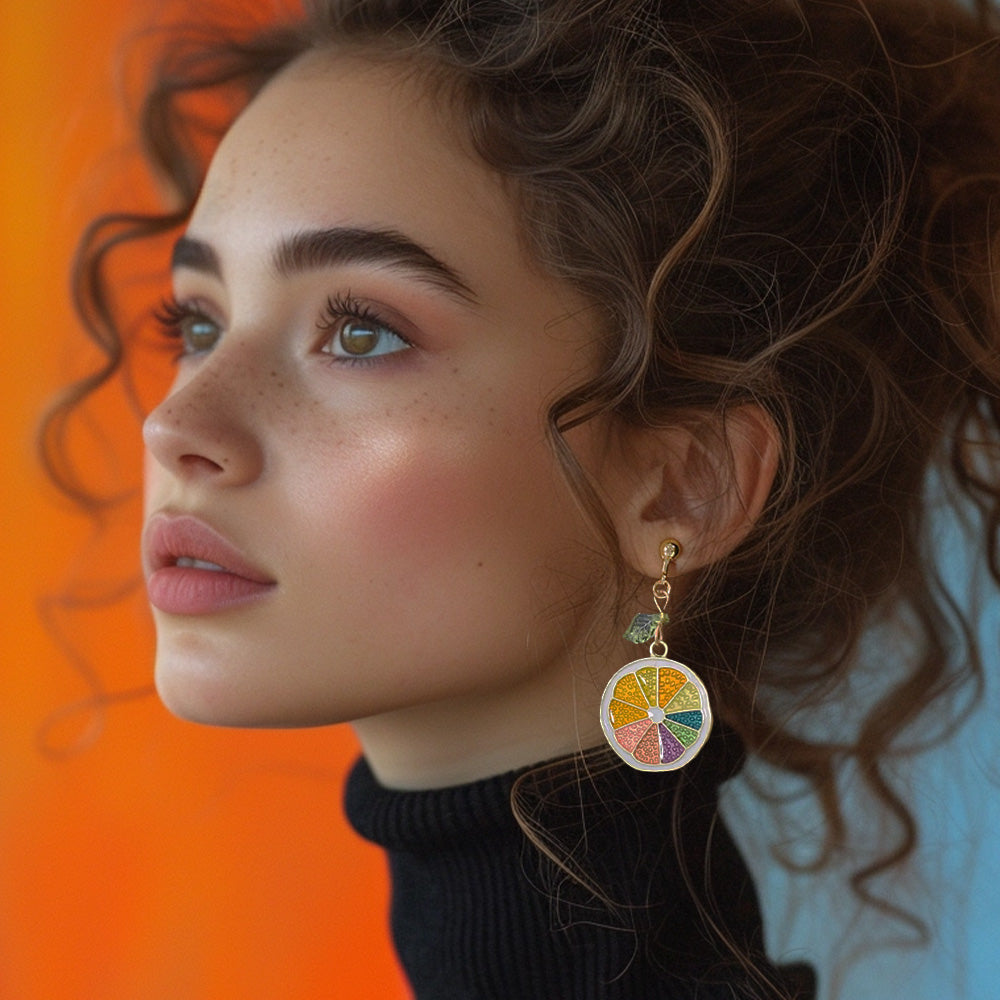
(143, 50), (631, 789)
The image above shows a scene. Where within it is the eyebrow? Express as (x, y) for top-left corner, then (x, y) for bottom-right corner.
(170, 226), (477, 304)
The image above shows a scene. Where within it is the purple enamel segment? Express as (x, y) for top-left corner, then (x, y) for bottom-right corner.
(657, 724), (685, 763)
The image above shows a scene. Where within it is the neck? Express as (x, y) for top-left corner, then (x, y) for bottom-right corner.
(351, 659), (609, 788)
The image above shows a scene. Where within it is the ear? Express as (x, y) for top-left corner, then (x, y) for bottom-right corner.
(599, 405), (780, 580)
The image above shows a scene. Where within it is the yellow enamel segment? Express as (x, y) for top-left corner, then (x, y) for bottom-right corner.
(608, 699), (648, 728)
(635, 666), (658, 706)
(612, 672), (646, 708)
(657, 668), (686, 708)
(663, 681), (701, 713)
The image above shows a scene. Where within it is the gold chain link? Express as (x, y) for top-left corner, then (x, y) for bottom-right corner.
(649, 539), (680, 657)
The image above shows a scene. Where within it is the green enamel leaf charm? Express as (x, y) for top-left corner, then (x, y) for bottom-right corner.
(623, 612), (669, 644)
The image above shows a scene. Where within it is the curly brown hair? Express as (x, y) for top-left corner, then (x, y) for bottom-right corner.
(43, 0), (1000, 991)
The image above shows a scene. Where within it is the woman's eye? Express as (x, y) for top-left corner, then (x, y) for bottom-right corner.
(320, 317), (412, 360)
(177, 315), (222, 354)
(154, 298), (223, 357)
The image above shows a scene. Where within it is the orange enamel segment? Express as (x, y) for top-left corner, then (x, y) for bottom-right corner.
(657, 668), (686, 707)
(636, 666), (658, 706)
(608, 699), (648, 728)
(612, 672), (646, 707)
(663, 681), (701, 713)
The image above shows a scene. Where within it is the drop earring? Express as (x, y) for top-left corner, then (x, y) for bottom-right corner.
(599, 539), (713, 771)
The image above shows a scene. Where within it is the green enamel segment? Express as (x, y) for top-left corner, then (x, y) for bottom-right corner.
(665, 720), (700, 747)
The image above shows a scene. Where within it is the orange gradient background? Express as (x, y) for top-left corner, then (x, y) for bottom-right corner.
(0, 2), (408, 996)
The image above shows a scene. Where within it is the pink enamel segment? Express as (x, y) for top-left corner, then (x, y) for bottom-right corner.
(632, 725), (661, 765)
(613, 719), (652, 753)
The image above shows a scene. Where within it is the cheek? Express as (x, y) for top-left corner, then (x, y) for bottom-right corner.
(306, 431), (514, 559)
(359, 454), (486, 563)
(293, 401), (575, 592)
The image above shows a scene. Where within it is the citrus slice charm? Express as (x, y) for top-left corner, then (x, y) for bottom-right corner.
(600, 657), (713, 771)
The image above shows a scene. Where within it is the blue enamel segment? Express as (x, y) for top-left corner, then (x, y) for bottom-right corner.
(664, 710), (703, 730)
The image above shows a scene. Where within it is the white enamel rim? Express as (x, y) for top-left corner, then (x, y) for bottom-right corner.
(599, 656), (714, 772)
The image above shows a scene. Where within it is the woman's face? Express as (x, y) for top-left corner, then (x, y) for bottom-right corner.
(142, 49), (619, 786)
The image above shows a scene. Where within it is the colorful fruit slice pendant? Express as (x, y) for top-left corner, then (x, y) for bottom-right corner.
(600, 540), (713, 771)
(600, 656), (712, 771)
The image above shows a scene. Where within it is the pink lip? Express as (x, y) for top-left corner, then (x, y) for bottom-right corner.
(143, 513), (277, 615)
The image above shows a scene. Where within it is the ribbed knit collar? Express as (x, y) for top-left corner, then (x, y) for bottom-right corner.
(344, 754), (523, 852)
(344, 727), (747, 850)
(342, 731), (814, 1000)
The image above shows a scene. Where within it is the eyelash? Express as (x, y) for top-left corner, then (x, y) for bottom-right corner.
(153, 292), (413, 364)
(154, 296), (218, 360)
(154, 296), (192, 330)
(317, 292), (414, 364)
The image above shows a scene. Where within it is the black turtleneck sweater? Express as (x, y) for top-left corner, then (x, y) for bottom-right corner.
(345, 727), (815, 1000)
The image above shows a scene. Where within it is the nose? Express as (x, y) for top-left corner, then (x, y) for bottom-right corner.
(143, 358), (265, 486)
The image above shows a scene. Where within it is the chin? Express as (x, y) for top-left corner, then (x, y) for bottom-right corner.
(154, 661), (342, 729)
(154, 656), (264, 728)
(155, 667), (241, 727)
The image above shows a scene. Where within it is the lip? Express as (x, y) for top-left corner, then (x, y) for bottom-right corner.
(143, 513), (277, 615)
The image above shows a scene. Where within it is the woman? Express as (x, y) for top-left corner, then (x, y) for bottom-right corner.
(48, 0), (1000, 995)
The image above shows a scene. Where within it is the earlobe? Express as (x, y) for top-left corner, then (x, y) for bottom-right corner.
(605, 405), (780, 579)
